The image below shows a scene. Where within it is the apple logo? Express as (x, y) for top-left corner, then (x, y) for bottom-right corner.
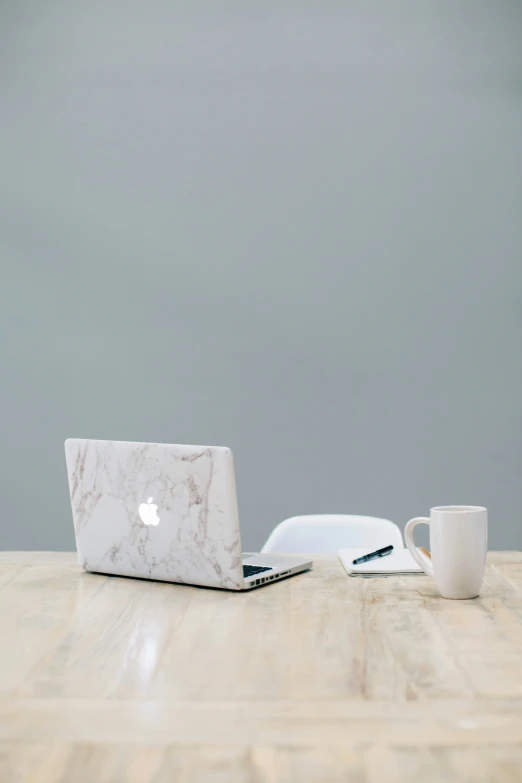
(138, 497), (160, 526)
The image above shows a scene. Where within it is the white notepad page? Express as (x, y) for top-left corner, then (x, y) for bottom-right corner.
(338, 547), (423, 577)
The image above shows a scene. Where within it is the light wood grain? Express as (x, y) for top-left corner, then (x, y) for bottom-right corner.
(2, 552), (522, 781)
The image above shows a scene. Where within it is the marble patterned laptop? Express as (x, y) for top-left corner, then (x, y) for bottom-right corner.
(65, 439), (311, 590)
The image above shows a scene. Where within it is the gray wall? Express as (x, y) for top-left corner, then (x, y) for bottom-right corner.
(1, 1), (522, 552)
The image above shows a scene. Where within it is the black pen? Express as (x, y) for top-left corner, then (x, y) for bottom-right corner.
(352, 545), (394, 565)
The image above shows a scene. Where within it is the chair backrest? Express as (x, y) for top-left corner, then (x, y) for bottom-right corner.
(261, 514), (403, 554)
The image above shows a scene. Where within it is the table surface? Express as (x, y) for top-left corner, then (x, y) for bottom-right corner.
(2, 552), (522, 782)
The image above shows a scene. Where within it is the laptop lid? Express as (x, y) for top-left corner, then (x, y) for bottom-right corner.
(65, 439), (244, 590)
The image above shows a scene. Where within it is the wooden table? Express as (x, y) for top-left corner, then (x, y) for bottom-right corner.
(2, 552), (522, 782)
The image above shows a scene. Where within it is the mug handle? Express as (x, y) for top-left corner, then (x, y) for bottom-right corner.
(404, 517), (434, 577)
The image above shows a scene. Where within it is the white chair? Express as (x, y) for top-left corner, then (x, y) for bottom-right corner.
(261, 514), (403, 554)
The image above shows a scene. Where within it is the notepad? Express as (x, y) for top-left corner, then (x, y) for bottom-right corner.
(338, 547), (424, 577)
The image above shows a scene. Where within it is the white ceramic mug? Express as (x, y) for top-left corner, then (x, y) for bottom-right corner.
(404, 506), (488, 599)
